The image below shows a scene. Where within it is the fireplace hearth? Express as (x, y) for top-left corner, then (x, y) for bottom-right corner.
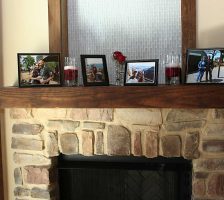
(58, 155), (192, 200)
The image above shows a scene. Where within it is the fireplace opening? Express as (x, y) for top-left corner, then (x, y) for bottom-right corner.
(58, 155), (192, 200)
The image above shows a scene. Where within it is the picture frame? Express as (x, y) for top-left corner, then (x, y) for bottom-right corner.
(185, 48), (224, 84)
(80, 55), (109, 86)
(18, 53), (62, 87)
(124, 59), (158, 86)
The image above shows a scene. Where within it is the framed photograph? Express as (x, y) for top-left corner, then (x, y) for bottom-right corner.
(80, 55), (109, 86)
(124, 59), (158, 86)
(18, 53), (62, 87)
(185, 48), (224, 84)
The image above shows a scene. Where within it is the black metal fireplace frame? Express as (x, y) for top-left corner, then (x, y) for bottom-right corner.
(58, 155), (192, 200)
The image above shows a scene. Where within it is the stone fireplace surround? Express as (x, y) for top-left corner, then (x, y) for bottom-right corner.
(9, 108), (224, 200)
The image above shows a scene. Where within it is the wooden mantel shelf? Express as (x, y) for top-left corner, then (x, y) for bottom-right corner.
(0, 85), (224, 108)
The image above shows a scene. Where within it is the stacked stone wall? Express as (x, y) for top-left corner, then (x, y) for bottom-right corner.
(9, 108), (224, 200)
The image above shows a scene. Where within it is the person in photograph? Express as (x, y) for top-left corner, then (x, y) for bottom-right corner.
(127, 68), (138, 83)
(196, 56), (207, 82)
(206, 55), (213, 82)
(136, 70), (144, 82)
(30, 63), (41, 84)
(31, 59), (54, 84)
(95, 68), (104, 82)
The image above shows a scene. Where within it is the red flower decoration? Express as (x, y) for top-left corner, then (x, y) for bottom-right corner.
(113, 51), (126, 64)
(117, 54), (126, 64)
(113, 51), (123, 60)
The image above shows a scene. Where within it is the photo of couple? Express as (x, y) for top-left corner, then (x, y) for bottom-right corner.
(125, 60), (158, 85)
(186, 49), (224, 84)
(18, 54), (61, 87)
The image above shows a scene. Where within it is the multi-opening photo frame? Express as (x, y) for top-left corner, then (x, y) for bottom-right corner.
(124, 59), (158, 86)
(18, 53), (62, 87)
(81, 55), (109, 86)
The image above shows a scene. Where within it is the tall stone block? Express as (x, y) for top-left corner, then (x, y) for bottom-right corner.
(143, 131), (158, 158)
(107, 125), (131, 156)
(184, 131), (200, 159)
(161, 135), (181, 157)
(95, 131), (104, 155)
(133, 131), (142, 156)
(60, 133), (79, 155)
(82, 130), (94, 156)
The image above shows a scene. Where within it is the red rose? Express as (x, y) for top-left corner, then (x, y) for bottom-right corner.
(117, 54), (126, 64)
(113, 51), (123, 60)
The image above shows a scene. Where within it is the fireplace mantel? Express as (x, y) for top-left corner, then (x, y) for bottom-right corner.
(0, 85), (224, 108)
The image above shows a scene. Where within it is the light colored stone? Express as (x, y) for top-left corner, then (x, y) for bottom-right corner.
(47, 120), (80, 132)
(44, 132), (59, 157)
(161, 135), (181, 157)
(32, 108), (67, 119)
(31, 187), (51, 199)
(163, 121), (205, 132)
(12, 123), (43, 135)
(11, 138), (43, 151)
(107, 125), (131, 156)
(13, 153), (52, 165)
(14, 168), (23, 185)
(212, 109), (224, 119)
(14, 187), (30, 197)
(10, 108), (32, 119)
(15, 198), (29, 200)
(143, 131), (158, 158)
(95, 131), (104, 155)
(194, 159), (224, 171)
(205, 124), (224, 136)
(68, 109), (88, 120)
(202, 140), (224, 153)
(23, 166), (50, 185)
(115, 109), (162, 126)
(60, 133), (79, 155)
(87, 109), (113, 121)
(83, 122), (105, 129)
(184, 131), (200, 159)
(82, 130), (94, 156)
(132, 131), (142, 156)
(165, 109), (208, 122)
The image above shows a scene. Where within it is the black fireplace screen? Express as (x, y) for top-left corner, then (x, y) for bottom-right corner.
(58, 155), (192, 200)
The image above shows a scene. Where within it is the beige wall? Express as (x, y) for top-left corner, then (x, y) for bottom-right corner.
(1, 0), (49, 87)
(1, 0), (49, 199)
(197, 0), (224, 47)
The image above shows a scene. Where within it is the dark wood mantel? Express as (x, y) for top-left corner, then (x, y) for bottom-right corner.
(0, 85), (223, 108)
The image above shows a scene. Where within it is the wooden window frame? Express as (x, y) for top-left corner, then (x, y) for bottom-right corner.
(48, 0), (196, 68)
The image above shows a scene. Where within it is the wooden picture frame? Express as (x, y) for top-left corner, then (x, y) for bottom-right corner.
(18, 53), (62, 87)
(124, 60), (158, 86)
(81, 55), (109, 86)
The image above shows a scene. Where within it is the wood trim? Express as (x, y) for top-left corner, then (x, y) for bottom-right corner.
(48, 0), (196, 69)
(48, 0), (68, 58)
(0, 86), (224, 108)
(181, 0), (196, 68)
(0, 110), (4, 200)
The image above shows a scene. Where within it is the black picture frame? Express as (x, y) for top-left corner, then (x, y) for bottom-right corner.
(18, 53), (62, 87)
(124, 59), (158, 86)
(81, 55), (109, 86)
(185, 48), (224, 84)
